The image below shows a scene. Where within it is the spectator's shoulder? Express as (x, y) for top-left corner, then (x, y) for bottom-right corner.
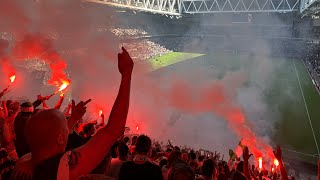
(120, 160), (134, 169)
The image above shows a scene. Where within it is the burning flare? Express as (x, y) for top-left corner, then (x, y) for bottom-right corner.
(274, 159), (279, 167)
(58, 81), (69, 92)
(136, 126), (139, 131)
(99, 110), (103, 116)
(9, 75), (16, 84)
(258, 157), (263, 169)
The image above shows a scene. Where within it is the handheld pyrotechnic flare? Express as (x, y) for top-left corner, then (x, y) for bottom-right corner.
(274, 159), (279, 167)
(7, 75), (16, 88)
(51, 81), (70, 97)
(9, 75), (16, 84)
(99, 110), (103, 116)
(258, 157), (262, 170)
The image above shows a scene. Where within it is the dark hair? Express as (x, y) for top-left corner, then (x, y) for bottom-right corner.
(160, 159), (168, 169)
(83, 123), (95, 134)
(174, 146), (180, 151)
(202, 159), (215, 177)
(236, 161), (244, 173)
(189, 152), (196, 160)
(229, 170), (247, 180)
(168, 160), (195, 180)
(218, 173), (228, 180)
(117, 142), (129, 158)
(135, 135), (151, 154)
(198, 155), (204, 162)
(168, 150), (182, 167)
(123, 136), (130, 143)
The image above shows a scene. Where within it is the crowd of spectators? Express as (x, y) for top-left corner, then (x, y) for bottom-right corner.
(0, 46), (315, 180)
(304, 42), (320, 92)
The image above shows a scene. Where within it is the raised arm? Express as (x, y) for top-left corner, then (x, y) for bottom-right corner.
(2, 101), (8, 120)
(0, 88), (8, 99)
(42, 100), (49, 109)
(242, 147), (251, 180)
(70, 47), (133, 179)
(274, 146), (288, 180)
(54, 93), (65, 109)
(33, 95), (51, 108)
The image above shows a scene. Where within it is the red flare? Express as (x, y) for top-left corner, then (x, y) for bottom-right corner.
(99, 110), (103, 116)
(136, 126), (139, 131)
(258, 157), (262, 169)
(57, 80), (70, 92)
(9, 75), (16, 84)
(274, 159), (279, 167)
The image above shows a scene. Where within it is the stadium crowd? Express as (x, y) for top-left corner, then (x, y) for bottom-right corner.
(304, 42), (320, 92)
(0, 46), (314, 180)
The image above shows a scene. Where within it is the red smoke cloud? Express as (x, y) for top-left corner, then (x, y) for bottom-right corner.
(12, 34), (71, 86)
(167, 72), (274, 160)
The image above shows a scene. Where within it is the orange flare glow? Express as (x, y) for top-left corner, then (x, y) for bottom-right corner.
(272, 167), (274, 172)
(58, 81), (69, 92)
(10, 75), (16, 84)
(274, 159), (279, 167)
(99, 110), (103, 116)
(258, 157), (262, 169)
(136, 126), (139, 131)
(60, 93), (64, 97)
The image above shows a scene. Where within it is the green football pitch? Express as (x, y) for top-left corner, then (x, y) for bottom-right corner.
(150, 51), (320, 164)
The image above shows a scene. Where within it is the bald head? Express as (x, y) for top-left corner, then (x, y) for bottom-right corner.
(25, 109), (68, 154)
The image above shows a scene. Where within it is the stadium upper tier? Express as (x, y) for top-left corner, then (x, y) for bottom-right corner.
(85, 0), (319, 16)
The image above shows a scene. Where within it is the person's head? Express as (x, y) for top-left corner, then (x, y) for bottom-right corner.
(168, 150), (182, 168)
(181, 153), (188, 162)
(20, 102), (34, 116)
(117, 142), (129, 160)
(236, 161), (244, 173)
(160, 159), (168, 169)
(123, 136), (130, 144)
(8, 101), (20, 112)
(189, 152), (196, 161)
(198, 155), (204, 162)
(135, 135), (151, 155)
(6, 100), (12, 107)
(21, 102), (34, 113)
(201, 159), (216, 178)
(83, 123), (95, 136)
(229, 170), (247, 180)
(174, 146), (180, 151)
(25, 109), (69, 159)
(167, 160), (195, 180)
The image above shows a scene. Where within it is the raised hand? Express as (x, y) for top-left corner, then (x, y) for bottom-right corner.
(273, 145), (282, 161)
(118, 47), (134, 77)
(243, 146), (252, 162)
(70, 99), (91, 121)
(37, 95), (52, 101)
(68, 99), (91, 130)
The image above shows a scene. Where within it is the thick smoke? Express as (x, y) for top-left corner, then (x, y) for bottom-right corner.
(0, 0), (293, 162)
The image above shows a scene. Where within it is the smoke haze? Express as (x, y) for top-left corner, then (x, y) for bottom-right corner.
(0, 0), (298, 162)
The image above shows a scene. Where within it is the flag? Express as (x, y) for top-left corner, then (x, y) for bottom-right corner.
(229, 149), (238, 161)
